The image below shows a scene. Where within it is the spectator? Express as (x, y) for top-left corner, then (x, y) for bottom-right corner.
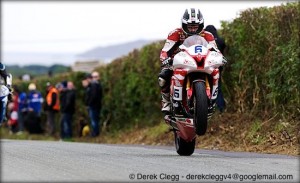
(58, 81), (67, 138)
(25, 83), (44, 134)
(45, 82), (60, 135)
(27, 83), (43, 117)
(83, 71), (103, 137)
(205, 25), (227, 113)
(17, 89), (27, 133)
(81, 74), (91, 88)
(7, 102), (18, 134)
(60, 81), (76, 139)
(7, 86), (19, 134)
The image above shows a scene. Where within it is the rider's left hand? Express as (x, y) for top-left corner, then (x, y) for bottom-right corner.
(161, 57), (173, 68)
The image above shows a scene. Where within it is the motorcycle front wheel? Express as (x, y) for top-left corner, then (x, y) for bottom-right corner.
(193, 82), (208, 136)
(174, 131), (195, 156)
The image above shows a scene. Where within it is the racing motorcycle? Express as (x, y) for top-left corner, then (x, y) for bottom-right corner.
(163, 35), (227, 156)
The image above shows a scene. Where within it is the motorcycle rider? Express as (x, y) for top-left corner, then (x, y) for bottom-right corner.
(158, 8), (222, 118)
(0, 62), (13, 124)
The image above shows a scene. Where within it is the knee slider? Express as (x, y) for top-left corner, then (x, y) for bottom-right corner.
(158, 69), (172, 91)
(158, 77), (166, 88)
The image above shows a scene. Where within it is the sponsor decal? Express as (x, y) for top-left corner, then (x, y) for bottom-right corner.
(174, 74), (184, 80)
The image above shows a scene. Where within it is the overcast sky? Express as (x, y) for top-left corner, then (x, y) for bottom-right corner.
(1, 1), (293, 65)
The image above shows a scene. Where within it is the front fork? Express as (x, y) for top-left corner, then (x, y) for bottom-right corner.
(172, 69), (219, 115)
(186, 75), (212, 100)
(186, 69), (219, 108)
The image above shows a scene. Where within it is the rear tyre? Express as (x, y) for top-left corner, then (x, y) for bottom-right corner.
(174, 132), (195, 156)
(194, 82), (208, 136)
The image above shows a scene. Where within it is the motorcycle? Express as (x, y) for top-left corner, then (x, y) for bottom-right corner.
(164, 35), (227, 156)
(0, 74), (12, 124)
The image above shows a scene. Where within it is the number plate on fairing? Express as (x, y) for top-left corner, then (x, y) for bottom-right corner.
(195, 45), (203, 53)
(173, 86), (182, 100)
(188, 45), (208, 56)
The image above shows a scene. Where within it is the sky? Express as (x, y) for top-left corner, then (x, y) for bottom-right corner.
(1, 1), (293, 66)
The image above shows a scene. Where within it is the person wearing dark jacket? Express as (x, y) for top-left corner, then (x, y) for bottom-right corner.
(59, 81), (76, 139)
(83, 72), (102, 137)
(205, 25), (227, 113)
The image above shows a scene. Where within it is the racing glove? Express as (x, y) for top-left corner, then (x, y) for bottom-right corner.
(161, 57), (173, 68)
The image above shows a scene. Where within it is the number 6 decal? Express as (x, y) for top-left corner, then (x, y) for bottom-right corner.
(173, 86), (182, 100)
(195, 45), (202, 53)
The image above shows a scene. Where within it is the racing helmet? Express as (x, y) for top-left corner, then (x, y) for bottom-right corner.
(181, 8), (204, 35)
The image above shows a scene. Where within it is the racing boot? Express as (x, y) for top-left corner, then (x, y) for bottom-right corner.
(208, 85), (218, 119)
(207, 69), (219, 118)
(161, 92), (171, 116)
(208, 101), (216, 119)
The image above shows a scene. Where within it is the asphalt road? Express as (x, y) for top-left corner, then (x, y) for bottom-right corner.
(1, 139), (299, 182)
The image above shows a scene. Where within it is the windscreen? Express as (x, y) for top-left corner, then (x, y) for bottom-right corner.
(182, 35), (209, 47)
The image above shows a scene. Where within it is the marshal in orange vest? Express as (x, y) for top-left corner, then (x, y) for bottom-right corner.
(46, 86), (60, 111)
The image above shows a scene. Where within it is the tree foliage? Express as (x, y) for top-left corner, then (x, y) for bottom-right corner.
(220, 2), (299, 118)
(97, 42), (164, 129)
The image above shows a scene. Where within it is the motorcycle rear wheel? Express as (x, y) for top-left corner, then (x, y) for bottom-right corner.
(174, 132), (195, 156)
(193, 82), (208, 136)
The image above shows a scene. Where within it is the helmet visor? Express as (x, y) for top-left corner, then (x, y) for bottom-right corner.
(187, 24), (199, 34)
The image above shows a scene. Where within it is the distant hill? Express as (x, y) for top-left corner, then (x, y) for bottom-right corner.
(3, 39), (159, 67)
(77, 39), (157, 61)
(7, 64), (71, 79)
(3, 52), (76, 66)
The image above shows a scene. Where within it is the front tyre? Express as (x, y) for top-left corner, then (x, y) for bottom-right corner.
(174, 132), (195, 156)
(194, 82), (208, 136)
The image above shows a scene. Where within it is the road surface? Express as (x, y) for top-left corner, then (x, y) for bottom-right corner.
(1, 139), (299, 182)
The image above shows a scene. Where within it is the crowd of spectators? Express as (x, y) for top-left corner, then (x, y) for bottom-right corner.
(3, 71), (103, 140)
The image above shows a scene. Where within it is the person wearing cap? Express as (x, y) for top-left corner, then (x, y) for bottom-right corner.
(27, 83), (44, 117)
(45, 82), (60, 135)
(21, 83), (43, 134)
(83, 71), (103, 137)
